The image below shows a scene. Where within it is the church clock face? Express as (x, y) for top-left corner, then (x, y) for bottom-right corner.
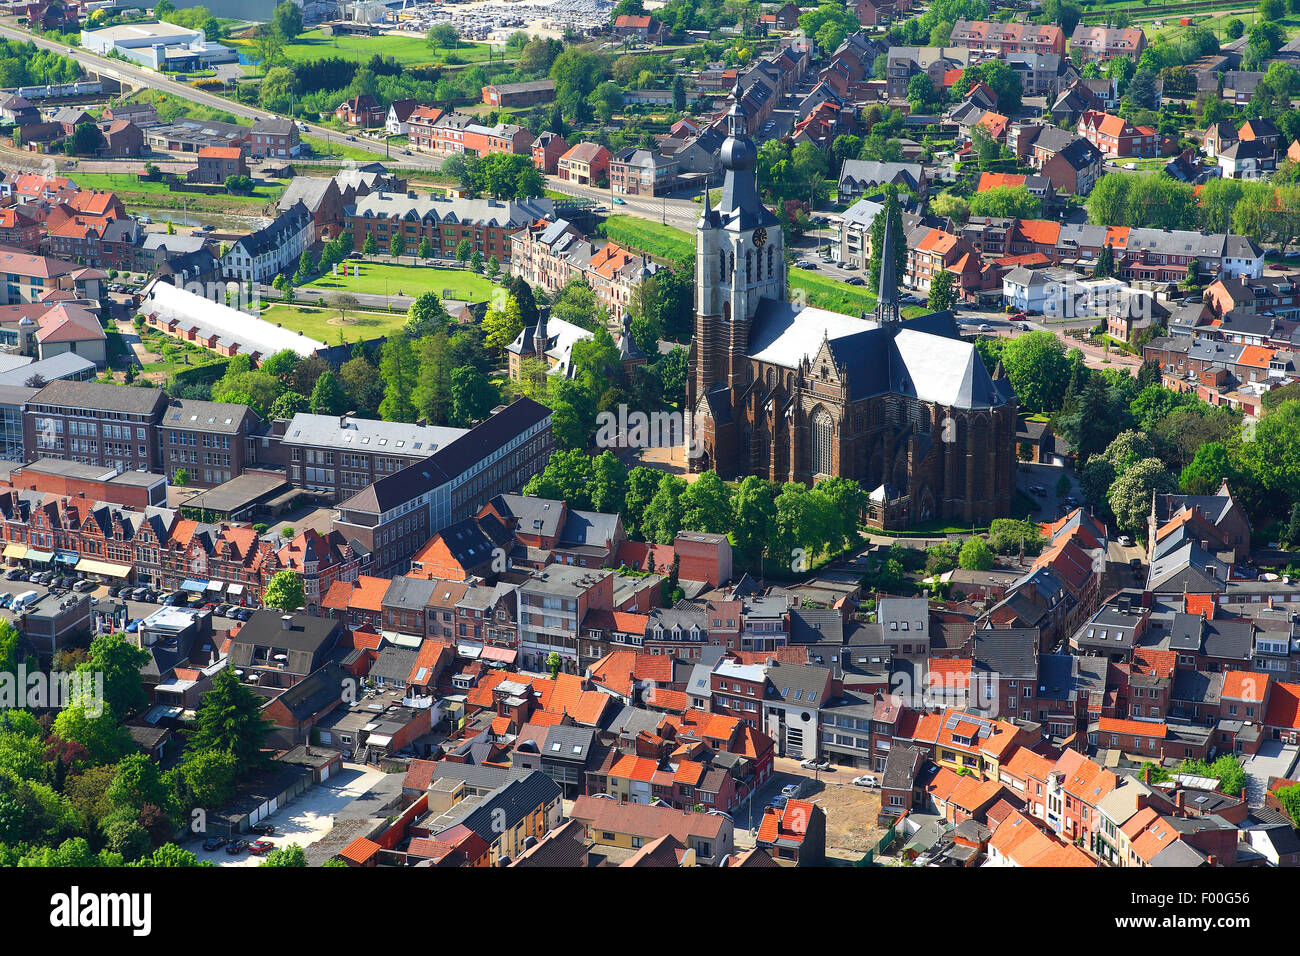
(753, 228), (768, 247)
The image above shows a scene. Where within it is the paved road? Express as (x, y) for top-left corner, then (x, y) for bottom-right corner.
(544, 175), (702, 232)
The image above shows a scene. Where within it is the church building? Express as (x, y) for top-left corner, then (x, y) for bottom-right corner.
(685, 89), (1020, 530)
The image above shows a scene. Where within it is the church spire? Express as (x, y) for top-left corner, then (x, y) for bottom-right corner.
(533, 306), (548, 358)
(875, 204), (900, 327)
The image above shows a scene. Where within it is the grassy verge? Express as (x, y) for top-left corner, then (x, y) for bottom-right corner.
(302, 262), (499, 301)
(301, 135), (391, 163)
(602, 215), (693, 261)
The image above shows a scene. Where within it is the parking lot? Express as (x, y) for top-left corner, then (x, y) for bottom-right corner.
(0, 569), (259, 635)
(188, 764), (388, 867)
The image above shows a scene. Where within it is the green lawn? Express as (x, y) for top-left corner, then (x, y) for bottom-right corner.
(602, 215), (694, 262)
(301, 135), (391, 163)
(258, 303), (410, 343)
(303, 263), (499, 302)
(790, 269), (877, 315)
(71, 172), (286, 207)
(230, 30), (496, 69)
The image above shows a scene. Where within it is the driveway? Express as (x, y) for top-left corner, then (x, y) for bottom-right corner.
(193, 763), (388, 867)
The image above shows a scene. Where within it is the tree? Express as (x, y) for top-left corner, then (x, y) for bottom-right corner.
(928, 269), (956, 313)
(261, 843), (308, 867)
(589, 451), (628, 515)
(1093, 242), (1115, 280)
(309, 369), (348, 415)
(1109, 457), (1177, 533)
(272, 0), (303, 40)
(731, 475), (778, 570)
(362, 234), (378, 255)
(389, 234), (406, 260)
(455, 238), (473, 264)
(680, 470), (734, 534)
(406, 292), (447, 338)
(449, 366), (497, 426)
(259, 66), (297, 113)
(173, 468), (189, 487)
(427, 22), (459, 50)
(546, 651), (563, 678)
(482, 296), (523, 354)
(646, 474), (687, 544)
(969, 185), (1040, 220)
(998, 331), (1070, 413)
(672, 74), (686, 111)
(418, 236), (433, 260)
(958, 536), (994, 570)
(378, 336), (418, 422)
(188, 667), (273, 772)
(330, 293), (360, 324)
(263, 570), (305, 611)
(251, 22), (286, 72)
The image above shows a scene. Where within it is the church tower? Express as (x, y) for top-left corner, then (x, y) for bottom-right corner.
(687, 85), (784, 473)
(874, 204), (900, 328)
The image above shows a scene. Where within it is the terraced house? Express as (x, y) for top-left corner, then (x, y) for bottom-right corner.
(348, 192), (554, 264)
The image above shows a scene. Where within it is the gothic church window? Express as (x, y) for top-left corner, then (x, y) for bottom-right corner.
(811, 407), (834, 476)
(746, 251), (752, 284)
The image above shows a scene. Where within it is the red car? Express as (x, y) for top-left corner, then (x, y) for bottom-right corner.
(247, 840), (275, 856)
(1010, 312), (1027, 323)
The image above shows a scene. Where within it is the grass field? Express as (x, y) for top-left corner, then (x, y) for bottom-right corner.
(230, 30), (495, 69)
(602, 215), (694, 262)
(71, 172), (286, 208)
(301, 135), (392, 163)
(259, 303), (410, 343)
(303, 263), (499, 301)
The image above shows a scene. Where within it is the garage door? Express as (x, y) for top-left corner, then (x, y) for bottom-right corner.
(249, 804), (263, 825)
(320, 763), (332, 782)
(267, 797), (278, 815)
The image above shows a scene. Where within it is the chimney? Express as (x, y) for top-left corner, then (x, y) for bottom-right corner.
(1175, 788), (1185, 812)
(281, 614), (293, 631)
(1143, 765), (1151, 784)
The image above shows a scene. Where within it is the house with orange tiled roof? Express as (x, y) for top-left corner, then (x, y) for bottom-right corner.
(756, 798), (826, 866)
(904, 223), (991, 298)
(1077, 109), (1157, 158)
(987, 809), (1096, 866)
(321, 575), (392, 630)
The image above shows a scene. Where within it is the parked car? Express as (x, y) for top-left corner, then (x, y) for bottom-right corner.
(978, 323), (992, 332)
(765, 795), (788, 811)
(202, 836), (227, 851)
(3, 568), (21, 580)
(780, 782), (804, 800)
(846, 276), (866, 286)
(225, 839), (248, 855)
(249, 823), (276, 836)
(131, 587), (149, 601)
(0, 594), (11, 609)
(247, 840), (275, 856)
(799, 757), (831, 771)
(852, 774), (881, 788)
(73, 580), (95, 592)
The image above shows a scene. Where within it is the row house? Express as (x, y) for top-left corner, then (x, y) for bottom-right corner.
(531, 131), (569, 175)
(1009, 124), (1105, 196)
(949, 19), (1067, 57)
(508, 219), (659, 323)
(556, 142), (611, 187)
(348, 192), (554, 264)
(903, 224), (991, 299)
(406, 106), (447, 152)
(1077, 110), (1157, 159)
(1069, 25), (1147, 63)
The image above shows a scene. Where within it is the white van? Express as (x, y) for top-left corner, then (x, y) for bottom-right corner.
(9, 590), (39, 612)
